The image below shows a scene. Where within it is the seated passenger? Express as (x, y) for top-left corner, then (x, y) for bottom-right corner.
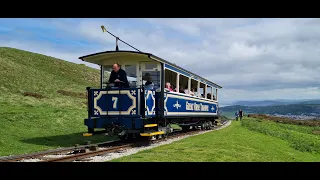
(207, 93), (212, 99)
(143, 73), (153, 86)
(179, 87), (185, 93)
(171, 84), (177, 92)
(190, 88), (195, 96)
(194, 89), (199, 97)
(108, 63), (129, 88)
(184, 86), (189, 94)
(165, 82), (173, 91)
(212, 95), (216, 100)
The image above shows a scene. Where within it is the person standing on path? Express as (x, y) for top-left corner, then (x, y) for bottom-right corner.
(239, 109), (244, 121)
(235, 111), (239, 121)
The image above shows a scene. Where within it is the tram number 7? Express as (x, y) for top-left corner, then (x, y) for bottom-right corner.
(112, 97), (118, 109)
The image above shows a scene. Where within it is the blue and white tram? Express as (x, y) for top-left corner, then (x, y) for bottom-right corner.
(79, 50), (222, 139)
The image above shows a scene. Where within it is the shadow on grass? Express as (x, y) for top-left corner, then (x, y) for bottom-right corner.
(21, 131), (118, 148)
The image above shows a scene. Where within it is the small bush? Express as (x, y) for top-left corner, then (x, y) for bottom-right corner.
(22, 92), (47, 99)
(248, 114), (320, 127)
(57, 90), (86, 99)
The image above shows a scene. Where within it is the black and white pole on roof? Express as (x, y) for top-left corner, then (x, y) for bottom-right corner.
(101, 25), (141, 52)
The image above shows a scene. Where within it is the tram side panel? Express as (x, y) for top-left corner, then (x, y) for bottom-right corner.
(144, 90), (156, 118)
(158, 92), (219, 124)
(85, 88), (143, 132)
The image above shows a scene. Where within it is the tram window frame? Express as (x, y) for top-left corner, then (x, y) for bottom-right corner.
(145, 64), (158, 70)
(190, 78), (198, 97)
(142, 71), (160, 89)
(199, 83), (205, 98)
(212, 87), (217, 101)
(164, 68), (216, 101)
(124, 64), (138, 87)
(164, 69), (178, 92)
(102, 65), (113, 88)
(178, 74), (189, 94)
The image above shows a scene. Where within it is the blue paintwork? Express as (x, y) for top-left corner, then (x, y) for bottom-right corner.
(85, 117), (144, 129)
(145, 90), (156, 117)
(85, 87), (219, 131)
(88, 88), (140, 118)
(161, 92), (218, 117)
(85, 87), (144, 130)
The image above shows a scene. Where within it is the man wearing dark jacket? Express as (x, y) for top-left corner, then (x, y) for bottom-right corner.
(239, 109), (244, 121)
(108, 63), (129, 88)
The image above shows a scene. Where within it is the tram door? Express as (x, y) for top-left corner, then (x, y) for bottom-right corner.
(139, 62), (161, 89)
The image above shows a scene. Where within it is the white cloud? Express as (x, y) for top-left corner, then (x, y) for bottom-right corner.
(2, 18), (320, 104)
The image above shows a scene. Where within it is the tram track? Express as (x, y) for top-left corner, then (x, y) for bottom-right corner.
(0, 120), (229, 162)
(0, 139), (125, 162)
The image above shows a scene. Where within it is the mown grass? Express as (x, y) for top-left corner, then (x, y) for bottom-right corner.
(248, 114), (320, 126)
(112, 120), (320, 162)
(0, 47), (116, 156)
(241, 117), (320, 154)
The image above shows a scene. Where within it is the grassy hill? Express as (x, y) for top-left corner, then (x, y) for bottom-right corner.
(112, 118), (320, 162)
(2, 47), (319, 162)
(0, 47), (115, 156)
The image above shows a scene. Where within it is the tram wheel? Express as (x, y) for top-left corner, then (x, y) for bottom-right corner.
(163, 133), (168, 138)
(118, 134), (128, 140)
(201, 124), (205, 130)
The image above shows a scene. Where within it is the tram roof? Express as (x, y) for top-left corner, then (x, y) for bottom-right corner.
(79, 50), (222, 89)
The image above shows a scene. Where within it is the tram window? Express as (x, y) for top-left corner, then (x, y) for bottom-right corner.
(145, 64), (157, 70)
(102, 65), (113, 88)
(142, 71), (160, 89)
(179, 74), (188, 94)
(125, 65), (137, 87)
(207, 86), (212, 100)
(190, 79), (198, 96)
(200, 83), (206, 98)
(212, 88), (217, 100)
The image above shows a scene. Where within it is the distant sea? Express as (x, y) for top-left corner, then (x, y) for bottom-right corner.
(219, 104), (231, 107)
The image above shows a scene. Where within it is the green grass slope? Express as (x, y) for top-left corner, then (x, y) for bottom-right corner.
(112, 120), (320, 162)
(241, 117), (320, 153)
(0, 47), (115, 156)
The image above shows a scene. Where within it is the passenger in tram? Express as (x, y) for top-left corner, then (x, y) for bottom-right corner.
(184, 86), (189, 94)
(143, 73), (154, 89)
(207, 93), (212, 99)
(194, 89), (199, 97)
(190, 88), (195, 96)
(171, 84), (177, 92)
(179, 86), (185, 93)
(212, 94), (216, 100)
(143, 73), (153, 86)
(165, 82), (173, 91)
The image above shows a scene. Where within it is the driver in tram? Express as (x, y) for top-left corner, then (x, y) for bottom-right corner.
(108, 63), (130, 88)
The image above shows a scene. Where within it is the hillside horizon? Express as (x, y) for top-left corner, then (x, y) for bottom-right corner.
(1, 46), (319, 160)
(3, 47), (318, 107)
